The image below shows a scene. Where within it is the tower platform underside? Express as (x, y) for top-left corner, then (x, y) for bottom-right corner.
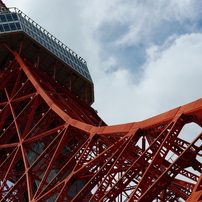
(0, 8), (94, 105)
(0, 6), (202, 202)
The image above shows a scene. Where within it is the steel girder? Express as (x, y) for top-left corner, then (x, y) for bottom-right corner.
(0, 46), (202, 202)
(0, 0), (7, 9)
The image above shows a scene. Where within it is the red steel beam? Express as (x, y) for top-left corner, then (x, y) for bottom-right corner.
(1, 45), (202, 201)
(0, 0), (8, 9)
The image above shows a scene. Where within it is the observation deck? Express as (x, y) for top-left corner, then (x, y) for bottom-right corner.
(0, 7), (94, 104)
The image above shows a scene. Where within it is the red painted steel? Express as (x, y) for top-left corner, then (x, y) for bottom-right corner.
(0, 0), (7, 9)
(0, 45), (202, 201)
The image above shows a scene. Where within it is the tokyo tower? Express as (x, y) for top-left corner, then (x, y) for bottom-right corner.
(0, 1), (202, 201)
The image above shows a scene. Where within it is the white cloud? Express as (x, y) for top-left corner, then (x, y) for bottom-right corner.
(112, 0), (201, 47)
(142, 33), (202, 106)
(93, 33), (202, 124)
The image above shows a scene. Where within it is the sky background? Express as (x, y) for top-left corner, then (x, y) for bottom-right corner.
(5, 0), (202, 127)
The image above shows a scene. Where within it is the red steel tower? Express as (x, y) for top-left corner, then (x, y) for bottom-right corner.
(0, 2), (202, 202)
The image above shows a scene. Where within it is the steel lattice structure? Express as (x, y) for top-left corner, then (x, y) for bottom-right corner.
(0, 2), (202, 202)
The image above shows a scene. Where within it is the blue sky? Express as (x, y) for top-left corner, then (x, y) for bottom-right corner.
(6, 0), (202, 126)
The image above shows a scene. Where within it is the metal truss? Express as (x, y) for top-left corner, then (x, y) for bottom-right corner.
(0, 45), (202, 201)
